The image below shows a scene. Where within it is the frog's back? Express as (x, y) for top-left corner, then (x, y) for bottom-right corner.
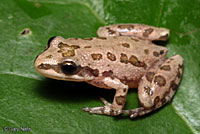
(65, 36), (168, 88)
(67, 36), (168, 66)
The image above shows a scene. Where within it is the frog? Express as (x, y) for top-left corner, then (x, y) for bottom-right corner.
(34, 24), (184, 118)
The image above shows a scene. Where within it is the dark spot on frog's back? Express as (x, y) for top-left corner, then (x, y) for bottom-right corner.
(107, 52), (116, 61)
(121, 43), (130, 48)
(144, 49), (149, 55)
(58, 43), (80, 50)
(62, 50), (75, 57)
(143, 28), (153, 37)
(120, 53), (129, 64)
(84, 46), (92, 48)
(129, 55), (147, 68)
(129, 55), (140, 66)
(58, 42), (69, 48)
(91, 53), (103, 60)
(120, 54), (147, 68)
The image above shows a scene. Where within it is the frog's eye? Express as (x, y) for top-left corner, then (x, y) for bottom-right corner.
(61, 61), (79, 75)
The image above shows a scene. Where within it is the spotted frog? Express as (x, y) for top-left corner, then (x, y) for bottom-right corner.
(34, 24), (184, 118)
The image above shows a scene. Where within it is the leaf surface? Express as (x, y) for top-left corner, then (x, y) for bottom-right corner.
(0, 0), (199, 133)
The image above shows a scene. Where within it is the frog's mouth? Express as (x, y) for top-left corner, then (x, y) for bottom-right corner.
(34, 62), (93, 82)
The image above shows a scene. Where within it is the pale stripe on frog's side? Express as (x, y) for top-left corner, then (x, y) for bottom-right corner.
(34, 24), (183, 118)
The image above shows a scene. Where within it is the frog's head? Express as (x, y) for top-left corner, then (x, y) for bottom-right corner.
(34, 36), (97, 81)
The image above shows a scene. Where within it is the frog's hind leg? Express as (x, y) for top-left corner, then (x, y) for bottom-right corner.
(83, 77), (129, 116)
(97, 24), (169, 41)
(122, 55), (184, 118)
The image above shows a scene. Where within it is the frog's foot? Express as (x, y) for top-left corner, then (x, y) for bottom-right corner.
(83, 77), (129, 116)
(97, 24), (169, 41)
(82, 97), (122, 116)
(122, 107), (152, 118)
(125, 55), (184, 119)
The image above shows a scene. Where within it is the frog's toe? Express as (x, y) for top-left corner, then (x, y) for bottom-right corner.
(83, 97), (122, 116)
(82, 105), (122, 116)
(82, 106), (106, 114)
(99, 97), (111, 106)
(122, 107), (152, 119)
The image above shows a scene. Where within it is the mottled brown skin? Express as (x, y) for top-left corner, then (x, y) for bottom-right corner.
(98, 24), (170, 41)
(107, 52), (116, 61)
(35, 36), (168, 85)
(34, 24), (184, 119)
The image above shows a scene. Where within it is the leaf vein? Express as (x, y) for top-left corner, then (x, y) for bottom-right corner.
(0, 71), (44, 81)
(172, 104), (199, 134)
(156, 0), (165, 26)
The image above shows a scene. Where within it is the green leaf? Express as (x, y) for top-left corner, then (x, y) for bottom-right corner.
(0, 0), (199, 133)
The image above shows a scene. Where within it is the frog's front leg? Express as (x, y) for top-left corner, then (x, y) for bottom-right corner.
(83, 77), (129, 116)
(122, 55), (184, 118)
(97, 24), (169, 41)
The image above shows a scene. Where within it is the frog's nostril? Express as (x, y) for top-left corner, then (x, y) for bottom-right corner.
(158, 34), (169, 41)
(47, 36), (57, 48)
